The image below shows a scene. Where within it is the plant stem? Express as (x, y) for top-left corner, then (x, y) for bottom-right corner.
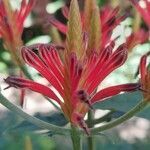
(91, 100), (149, 134)
(87, 110), (94, 150)
(71, 124), (82, 150)
(24, 136), (33, 150)
(0, 93), (70, 135)
(45, 96), (62, 112)
(0, 92), (149, 136)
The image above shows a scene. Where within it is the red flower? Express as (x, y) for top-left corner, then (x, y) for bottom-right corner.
(126, 29), (149, 52)
(5, 0), (140, 133)
(5, 43), (140, 133)
(49, 5), (126, 49)
(129, 0), (150, 27)
(0, 0), (34, 45)
(139, 52), (150, 99)
(0, 0), (34, 65)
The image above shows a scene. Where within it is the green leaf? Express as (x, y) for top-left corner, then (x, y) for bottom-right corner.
(93, 91), (150, 120)
(5, 112), (68, 135)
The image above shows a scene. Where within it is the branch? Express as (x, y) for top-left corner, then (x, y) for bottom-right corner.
(0, 93), (70, 135)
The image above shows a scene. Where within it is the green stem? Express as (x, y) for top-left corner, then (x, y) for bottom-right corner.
(91, 100), (149, 134)
(0, 92), (149, 136)
(0, 93), (70, 135)
(87, 110), (94, 150)
(71, 125), (82, 150)
(45, 96), (62, 112)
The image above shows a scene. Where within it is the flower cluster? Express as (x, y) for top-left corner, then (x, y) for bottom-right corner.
(0, 0), (34, 65)
(4, 0), (142, 133)
(129, 0), (150, 27)
(49, 0), (126, 51)
(5, 43), (140, 133)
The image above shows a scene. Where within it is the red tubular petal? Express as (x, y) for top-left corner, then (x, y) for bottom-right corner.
(147, 0), (150, 12)
(1, 17), (14, 42)
(140, 55), (147, 82)
(126, 29), (149, 50)
(129, 0), (138, 5)
(50, 47), (64, 72)
(101, 6), (124, 32)
(61, 6), (69, 19)
(39, 44), (64, 84)
(0, 1), (6, 18)
(17, 0), (26, 20)
(21, 0), (34, 20)
(86, 46), (127, 93)
(98, 41), (114, 63)
(82, 41), (115, 89)
(83, 52), (98, 78)
(101, 6), (119, 25)
(48, 15), (67, 33)
(21, 47), (63, 95)
(91, 83), (140, 104)
(17, 0), (35, 33)
(129, 0), (150, 26)
(110, 6), (120, 17)
(4, 76), (62, 105)
(69, 53), (83, 92)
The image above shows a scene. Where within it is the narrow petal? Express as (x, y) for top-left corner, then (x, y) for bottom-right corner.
(86, 45), (127, 93)
(61, 6), (69, 19)
(129, 0), (150, 26)
(4, 76), (62, 105)
(70, 53), (83, 91)
(140, 55), (147, 82)
(21, 47), (63, 95)
(38, 44), (64, 84)
(126, 29), (149, 51)
(17, 0), (34, 32)
(48, 15), (67, 34)
(17, 0), (27, 21)
(83, 41), (114, 84)
(101, 6), (125, 32)
(91, 83), (140, 104)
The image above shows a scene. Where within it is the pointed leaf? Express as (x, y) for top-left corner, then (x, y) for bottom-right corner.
(93, 91), (150, 120)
